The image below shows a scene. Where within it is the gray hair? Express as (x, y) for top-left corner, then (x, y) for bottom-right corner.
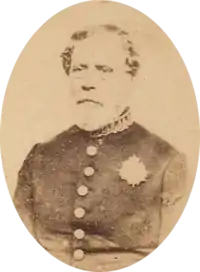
(60, 24), (140, 77)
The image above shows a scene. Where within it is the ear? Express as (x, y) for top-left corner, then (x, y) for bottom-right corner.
(60, 46), (74, 75)
(125, 57), (140, 78)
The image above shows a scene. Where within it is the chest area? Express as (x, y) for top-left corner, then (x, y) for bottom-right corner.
(33, 140), (163, 218)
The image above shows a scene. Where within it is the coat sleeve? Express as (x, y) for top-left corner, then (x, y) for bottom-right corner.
(159, 151), (188, 243)
(13, 144), (40, 237)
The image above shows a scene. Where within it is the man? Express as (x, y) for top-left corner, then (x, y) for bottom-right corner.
(13, 24), (187, 271)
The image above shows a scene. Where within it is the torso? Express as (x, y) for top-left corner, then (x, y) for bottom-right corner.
(32, 123), (176, 250)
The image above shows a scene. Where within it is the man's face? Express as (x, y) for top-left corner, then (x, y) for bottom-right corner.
(69, 32), (134, 130)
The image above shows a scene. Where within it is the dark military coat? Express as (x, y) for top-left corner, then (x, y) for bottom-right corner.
(13, 122), (186, 270)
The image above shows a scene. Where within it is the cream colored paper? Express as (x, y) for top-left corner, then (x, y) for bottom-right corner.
(0, 1), (199, 271)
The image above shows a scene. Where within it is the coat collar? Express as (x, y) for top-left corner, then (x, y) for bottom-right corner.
(77, 107), (133, 139)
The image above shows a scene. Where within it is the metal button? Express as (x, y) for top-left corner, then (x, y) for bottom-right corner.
(84, 167), (94, 177)
(73, 249), (84, 260)
(86, 146), (97, 156)
(74, 229), (85, 240)
(77, 185), (88, 196)
(74, 207), (85, 218)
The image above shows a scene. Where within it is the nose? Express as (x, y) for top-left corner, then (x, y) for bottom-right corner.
(81, 85), (96, 92)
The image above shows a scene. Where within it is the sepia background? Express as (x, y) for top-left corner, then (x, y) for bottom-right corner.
(0, 0), (199, 210)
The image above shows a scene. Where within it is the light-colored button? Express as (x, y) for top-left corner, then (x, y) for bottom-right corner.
(73, 249), (85, 260)
(84, 167), (94, 177)
(74, 229), (85, 240)
(74, 207), (85, 218)
(77, 185), (88, 196)
(86, 146), (97, 156)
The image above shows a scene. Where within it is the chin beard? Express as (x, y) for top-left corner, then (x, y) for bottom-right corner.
(75, 118), (109, 131)
(73, 104), (128, 132)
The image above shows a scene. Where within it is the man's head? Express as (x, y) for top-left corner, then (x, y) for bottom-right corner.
(61, 24), (140, 131)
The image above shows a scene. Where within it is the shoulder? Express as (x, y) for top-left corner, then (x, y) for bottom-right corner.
(24, 125), (81, 163)
(128, 122), (183, 169)
(19, 126), (79, 174)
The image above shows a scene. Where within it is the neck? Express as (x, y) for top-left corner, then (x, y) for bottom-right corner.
(78, 107), (133, 138)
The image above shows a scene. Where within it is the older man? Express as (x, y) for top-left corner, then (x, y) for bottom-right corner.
(13, 24), (187, 271)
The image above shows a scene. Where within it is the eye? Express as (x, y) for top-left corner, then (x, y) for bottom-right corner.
(96, 65), (113, 73)
(102, 66), (113, 73)
(72, 66), (83, 72)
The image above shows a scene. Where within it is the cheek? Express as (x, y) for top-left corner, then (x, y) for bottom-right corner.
(102, 77), (132, 106)
(100, 76), (117, 90)
(116, 76), (132, 96)
(69, 77), (82, 93)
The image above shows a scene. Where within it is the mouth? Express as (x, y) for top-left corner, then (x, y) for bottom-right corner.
(76, 99), (103, 107)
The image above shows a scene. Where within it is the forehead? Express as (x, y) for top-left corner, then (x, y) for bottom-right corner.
(72, 32), (127, 66)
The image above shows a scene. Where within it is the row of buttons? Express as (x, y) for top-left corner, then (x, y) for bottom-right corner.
(73, 145), (98, 260)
